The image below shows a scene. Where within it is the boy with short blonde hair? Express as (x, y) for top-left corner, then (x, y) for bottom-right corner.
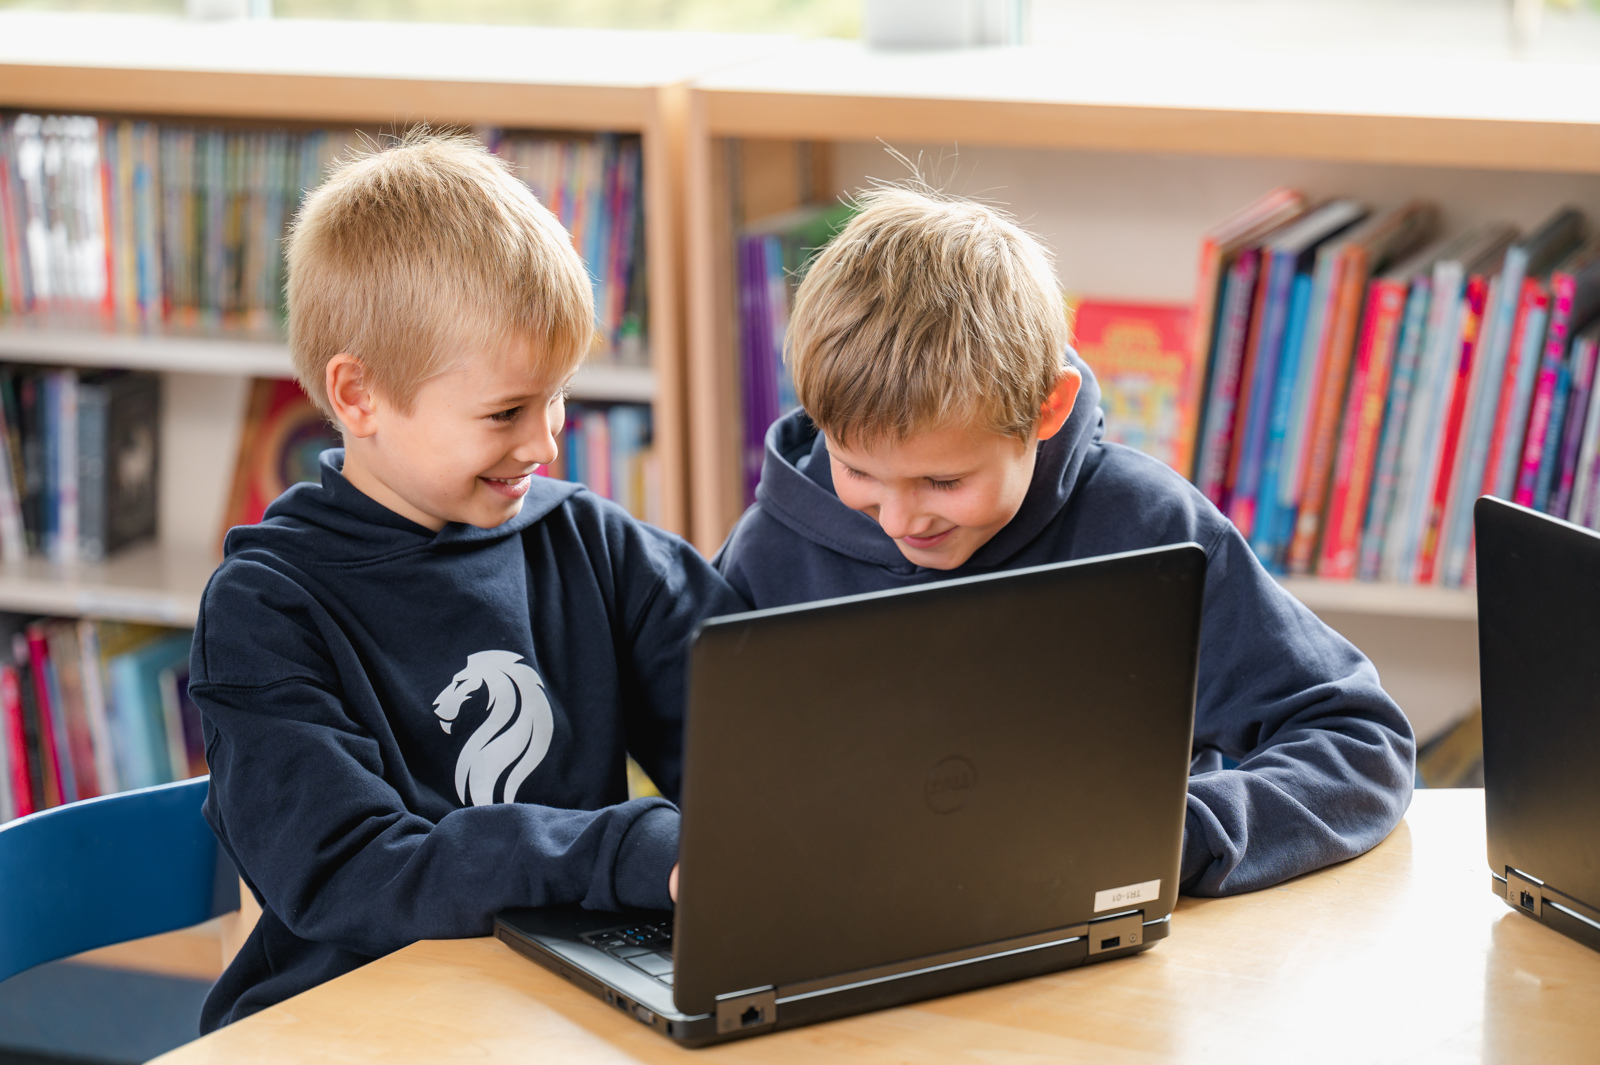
(717, 186), (1414, 894)
(194, 132), (743, 1030)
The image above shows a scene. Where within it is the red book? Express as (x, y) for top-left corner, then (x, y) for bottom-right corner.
(1185, 187), (1305, 481)
(98, 119), (115, 321)
(1, 664), (33, 818)
(1418, 277), (1489, 583)
(1316, 279), (1409, 579)
(1222, 255), (1279, 538)
(1069, 299), (1194, 471)
(1284, 241), (1371, 574)
(24, 628), (64, 808)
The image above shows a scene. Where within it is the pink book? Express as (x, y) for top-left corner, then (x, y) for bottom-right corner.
(1515, 277), (1582, 505)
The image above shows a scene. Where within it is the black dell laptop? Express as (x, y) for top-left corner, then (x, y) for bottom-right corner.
(496, 543), (1206, 1046)
(1474, 497), (1600, 953)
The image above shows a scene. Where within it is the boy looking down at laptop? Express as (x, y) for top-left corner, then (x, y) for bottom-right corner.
(191, 133), (743, 1030)
(716, 186), (1415, 895)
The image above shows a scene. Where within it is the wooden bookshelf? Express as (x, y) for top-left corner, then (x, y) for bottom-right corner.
(0, 11), (786, 543)
(0, 325), (658, 403)
(1277, 577), (1476, 622)
(682, 36), (1600, 562)
(0, 541), (211, 627)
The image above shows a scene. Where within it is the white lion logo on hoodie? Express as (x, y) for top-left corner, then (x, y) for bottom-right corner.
(431, 651), (553, 806)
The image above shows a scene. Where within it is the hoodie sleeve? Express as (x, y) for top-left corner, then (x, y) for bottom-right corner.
(1179, 523), (1416, 896)
(610, 515), (751, 805)
(192, 560), (681, 958)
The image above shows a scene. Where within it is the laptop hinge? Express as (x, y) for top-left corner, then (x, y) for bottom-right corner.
(714, 986), (776, 1035)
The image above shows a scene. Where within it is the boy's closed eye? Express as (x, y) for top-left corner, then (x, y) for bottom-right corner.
(842, 465), (962, 491)
(484, 386), (569, 424)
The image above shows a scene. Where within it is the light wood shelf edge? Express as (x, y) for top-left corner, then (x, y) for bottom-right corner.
(0, 327), (658, 402)
(699, 90), (1600, 175)
(1277, 576), (1478, 621)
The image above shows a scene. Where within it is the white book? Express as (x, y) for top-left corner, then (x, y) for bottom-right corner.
(1439, 266), (1517, 586)
(1383, 258), (1465, 582)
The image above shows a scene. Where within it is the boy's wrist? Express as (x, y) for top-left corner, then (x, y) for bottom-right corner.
(613, 804), (680, 911)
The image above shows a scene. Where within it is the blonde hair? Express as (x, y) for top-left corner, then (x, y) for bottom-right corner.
(788, 185), (1069, 446)
(286, 130), (594, 418)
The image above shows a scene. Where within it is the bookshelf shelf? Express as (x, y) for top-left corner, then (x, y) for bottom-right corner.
(0, 11), (784, 540)
(0, 541), (213, 628)
(1276, 577), (1477, 622)
(0, 326), (658, 402)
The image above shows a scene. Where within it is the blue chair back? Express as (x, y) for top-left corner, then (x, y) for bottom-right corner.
(0, 776), (239, 983)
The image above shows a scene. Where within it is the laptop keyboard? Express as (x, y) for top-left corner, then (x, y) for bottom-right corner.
(583, 921), (675, 986)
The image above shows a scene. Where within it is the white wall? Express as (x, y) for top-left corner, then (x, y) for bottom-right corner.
(833, 141), (1600, 303)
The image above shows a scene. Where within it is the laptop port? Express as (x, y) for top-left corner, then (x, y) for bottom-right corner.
(633, 1005), (655, 1025)
(1100, 936), (1121, 950)
(1521, 891), (1536, 910)
(740, 1005), (764, 1027)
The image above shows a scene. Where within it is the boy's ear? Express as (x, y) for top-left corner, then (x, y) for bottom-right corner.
(326, 353), (379, 438)
(1036, 365), (1082, 442)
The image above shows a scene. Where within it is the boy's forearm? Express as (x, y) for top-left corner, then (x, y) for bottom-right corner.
(202, 692), (680, 958)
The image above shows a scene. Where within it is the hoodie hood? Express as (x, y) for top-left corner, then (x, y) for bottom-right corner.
(224, 448), (582, 564)
(752, 348), (1105, 575)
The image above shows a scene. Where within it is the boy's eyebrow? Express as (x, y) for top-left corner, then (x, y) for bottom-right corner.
(481, 377), (573, 408)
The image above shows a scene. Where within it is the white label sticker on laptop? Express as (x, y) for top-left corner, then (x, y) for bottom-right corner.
(1094, 879), (1160, 912)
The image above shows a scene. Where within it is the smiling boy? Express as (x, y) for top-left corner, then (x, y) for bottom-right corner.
(716, 186), (1415, 895)
(191, 134), (743, 1030)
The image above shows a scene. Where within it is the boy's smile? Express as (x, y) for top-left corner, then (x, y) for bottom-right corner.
(327, 336), (572, 531)
(826, 368), (1082, 570)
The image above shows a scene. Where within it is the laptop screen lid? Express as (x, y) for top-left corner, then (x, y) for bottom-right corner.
(1475, 497), (1600, 922)
(672, 543), (1205, 1017)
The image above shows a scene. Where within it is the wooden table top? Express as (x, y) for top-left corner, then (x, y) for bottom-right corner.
(153, 789), (1600, 1064)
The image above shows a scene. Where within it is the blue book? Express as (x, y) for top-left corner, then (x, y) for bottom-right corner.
(1535, 362), (1574, 513)
(1250, 271), (1315, 570)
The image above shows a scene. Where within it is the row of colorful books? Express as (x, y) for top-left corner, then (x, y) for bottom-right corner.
(737, 202), (855, 505)
(0, 365), (159, 564)
(541, 403), (660, 526)
(0, 114), (650, 360)
(1184, 192), (1600, 586)
(0, 614), (200, 824)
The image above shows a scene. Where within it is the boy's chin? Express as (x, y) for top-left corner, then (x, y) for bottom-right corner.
(892, 539), (975, 571)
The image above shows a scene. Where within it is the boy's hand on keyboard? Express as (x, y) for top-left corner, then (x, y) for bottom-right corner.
(669, 863), (679, 903)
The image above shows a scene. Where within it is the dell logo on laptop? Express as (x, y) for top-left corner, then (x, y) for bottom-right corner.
(926, 756), (977, 813)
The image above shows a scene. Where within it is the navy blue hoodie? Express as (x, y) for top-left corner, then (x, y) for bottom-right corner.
(716, 353), (1415, 897)
(192, 452), (745, 1031)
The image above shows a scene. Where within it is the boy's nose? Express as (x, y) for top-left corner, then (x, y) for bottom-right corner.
(874, 497), (923, 540)
(512, 423), (560, 468)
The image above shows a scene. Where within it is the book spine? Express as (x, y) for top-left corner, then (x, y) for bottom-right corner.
(25, 625), (69, 805)
(1386, 263), (1465, 582)
(1227, 250), (1295, 540)
(1319, 280), (1404, 579)
(1576, 368), (1600, 529)
(1438, 271), (1509, 587)
(1195, 251), (1260, 506)
(1285, 244), (1371, 576)
(1275, 249), (1343, 537)
(1358, 276), (1432, 581)
(1534, 363), (1574, 513)
(1514, 274), (1578, 505)
(77, 382), (107, 561)
(1181, 237), (1226, 482)
(0, 664), (30, 818)
(1482, 280), (1544, 500)
(1250, 270), (1315, 569)
(1417, 277), (1488, 583)
(1552, 331), (1600, 519)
